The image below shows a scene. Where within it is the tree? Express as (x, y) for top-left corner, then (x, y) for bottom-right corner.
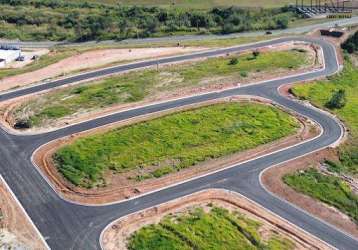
(325, 89), (347, 109)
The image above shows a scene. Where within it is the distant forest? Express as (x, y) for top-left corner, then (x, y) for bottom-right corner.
(0, 0), (299, 41)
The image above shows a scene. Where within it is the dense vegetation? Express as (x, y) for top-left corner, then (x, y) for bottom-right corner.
(284, 168), (358, 223)
(128, 206), (295, 250)
(13, 49), (308, 128)
(54, 103), (299, 187)
(341, 30), (358, 53)
(69, 0), (294, 9)
(0, 0), (298, 41)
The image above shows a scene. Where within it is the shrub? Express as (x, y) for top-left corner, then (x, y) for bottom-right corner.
(228, 57), (239, 65)
(252, 50), (260, 58)
(14, 118), (32, 129)
(240, 71), (248, 77)
(325, 89), (347, 109)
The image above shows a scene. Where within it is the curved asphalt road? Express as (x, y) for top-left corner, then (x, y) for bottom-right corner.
(0, 37), (357, 250)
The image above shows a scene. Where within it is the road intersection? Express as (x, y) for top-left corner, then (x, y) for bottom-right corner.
(0, 36), (357, 250)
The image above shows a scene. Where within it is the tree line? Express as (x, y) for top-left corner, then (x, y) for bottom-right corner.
(0, 0), (298, 41)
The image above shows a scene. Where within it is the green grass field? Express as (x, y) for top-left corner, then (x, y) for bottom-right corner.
(284, 168), (358, 223)
(128, 206), (295, 250)
(13, 49), (308, 129)
(54, 102), (299, 188)
(68, 0), (295, 9)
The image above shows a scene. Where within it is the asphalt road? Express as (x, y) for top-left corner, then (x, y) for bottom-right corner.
(0, 36), (357, 250)
(1, 16), (358, 48)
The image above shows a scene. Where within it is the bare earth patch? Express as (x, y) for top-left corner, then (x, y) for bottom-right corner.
(0, 177), (47, 250)
(32, 97), (320, 205)
(101, 189), (331, 250)
(0, 42), (323, 134)
(0, 46), (206, 92)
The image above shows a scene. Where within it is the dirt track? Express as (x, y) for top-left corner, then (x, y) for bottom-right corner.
(101, 189), (331, 250)
(32, 97), (320, 205)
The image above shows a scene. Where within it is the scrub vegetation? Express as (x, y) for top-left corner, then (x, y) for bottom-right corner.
(284, 168), (358, 223)
(13, 49), (308, 129)
(127, 206), (295, 250)
(54, 103), (299, 188)
(0, 0), (298, 41)
(69, 0), (295, 9)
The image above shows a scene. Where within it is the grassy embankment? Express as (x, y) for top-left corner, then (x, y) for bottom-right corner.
(54, 102), (299, 188)
(284, 55), (358, 223)
(13, 49), (309, 128)
(128, 206), (295, 250)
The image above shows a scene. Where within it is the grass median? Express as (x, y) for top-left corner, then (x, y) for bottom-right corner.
(13, 49), (309, 129)
(128, 206), (295, 250)
(53, 102), (299, 188)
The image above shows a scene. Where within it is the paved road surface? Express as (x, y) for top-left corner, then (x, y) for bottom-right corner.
(0, 36), (357, 250)
(1, 16), (357, 48)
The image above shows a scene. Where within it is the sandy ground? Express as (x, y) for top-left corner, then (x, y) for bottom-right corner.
(101, 189), (331, 250)
(0, 47), (206, 92)
(32, 97), (320, 205)
(0, 177), (47, 250)
(1, 42), (323, 134)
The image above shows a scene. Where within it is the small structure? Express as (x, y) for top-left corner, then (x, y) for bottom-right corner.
(0, 44), (21, 68)
(320, 28), (344, 37)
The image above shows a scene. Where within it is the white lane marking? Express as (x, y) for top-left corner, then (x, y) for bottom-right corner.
(0, 175), (50, 249)
(98, 188), (338, 250)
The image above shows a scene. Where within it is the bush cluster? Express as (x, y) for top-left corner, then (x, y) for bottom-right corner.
(341, 30), (358, 53)
(0, 0), (297, 41)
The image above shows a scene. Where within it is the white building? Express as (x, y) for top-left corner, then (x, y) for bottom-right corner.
(0, 48), (21, 68)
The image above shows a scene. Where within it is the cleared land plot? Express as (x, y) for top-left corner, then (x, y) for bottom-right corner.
(10, 48), (310, 130)
(53, 102), (299, 188)
(102, 189), (331, 250)
(0, 46), (205, 91)
(0, 35), (285, 91)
